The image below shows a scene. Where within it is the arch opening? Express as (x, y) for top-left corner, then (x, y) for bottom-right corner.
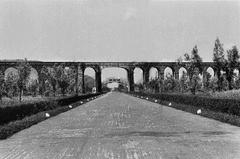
(133, 67), (143, 92)
(206, 67), (214, 78)
(101, 67), (128, 91)
(164, 67), (173, 79)
(149, 67), (158, 81)
(179, 67), (188, 80)
(84, 67), (96, 93)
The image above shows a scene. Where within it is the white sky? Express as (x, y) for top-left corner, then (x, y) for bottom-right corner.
(0, 0), (240, 80)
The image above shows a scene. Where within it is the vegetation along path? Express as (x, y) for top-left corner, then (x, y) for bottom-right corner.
(0, 92), (240, 159)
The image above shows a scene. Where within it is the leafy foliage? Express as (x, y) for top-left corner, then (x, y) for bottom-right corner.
(225, 46), (239, 90)
(213, 38), (226, 91)
(179, 71), (188, 93)
(0, 71), (8, 101)
(16, 59), (31, 102)
(182, 45), (202, 94)
(203, 71), (212, 90)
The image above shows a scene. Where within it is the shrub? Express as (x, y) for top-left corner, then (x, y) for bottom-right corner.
(0, 93), (101, 125)
(129, 92), (240, 116)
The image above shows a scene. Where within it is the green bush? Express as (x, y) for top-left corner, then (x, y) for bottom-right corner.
(0, 93), (101, 125)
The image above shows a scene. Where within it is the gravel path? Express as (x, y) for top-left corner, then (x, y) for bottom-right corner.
(0, 92), (240, 159)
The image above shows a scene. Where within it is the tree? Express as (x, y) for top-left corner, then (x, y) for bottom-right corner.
(16, 59), (31, 102)
(209, 76), (218, 92)
(189, 68), (201, 95)
(55, 64), (70, 96)
(225, 46), (239, 90)
(213, 38), (226, 91)
(184, 45), (202, 94)
(203, 72), (212, 90)
(39, 66), (49, 96)
(147, 78), (159, 93)
(234, 74), (240, 89)
(184, 45), (202, 81)
(179, 71), (188, 93)
(65, 66), (77, 94)
(163, 73), (179, 92)
(0, 71), (8, 102)
(5, 72), (18, 97)
(48, 64), (58, 96)
(27, 79), (39, 97)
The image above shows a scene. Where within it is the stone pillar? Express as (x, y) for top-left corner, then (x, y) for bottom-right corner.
(173, 67), (179, 80)
(202, 67), (208, 88)
(0, 65), (5, 74)
(157, 67), (165, 92)
(157, 67), (165, 80)
(95, 66), (102, 93)
(143, 67), (150, 84)
(75, 64), (79, 95)
(127, 67), (134, 92)
(80, 64), (85, 94)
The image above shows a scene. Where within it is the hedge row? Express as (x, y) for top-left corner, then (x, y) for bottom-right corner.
(0, 93), (101, 125)
(129, 92), (240, 116)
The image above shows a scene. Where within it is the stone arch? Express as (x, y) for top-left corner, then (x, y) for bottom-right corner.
(4, 67), (18, 81)
(84, 67), (96, 93)
(101, 67), (128, 91)
(29, 67), (39, 81)
(133, 67), (143, 84)
(149, 67), (158, 81)
(164, 67), (173, 79)
(206, 67), (214, 78)
(179, 67), (188, 80)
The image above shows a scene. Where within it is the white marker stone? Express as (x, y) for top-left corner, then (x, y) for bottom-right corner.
(169, 102), (172, 106)
(155, 100), (158, 102)
(146, 97), (148, 100)
(80, 101), (83, 104)
(69, 105), (72, 108)
(45, 113), (50, 118)
(197, 109), (202, 114)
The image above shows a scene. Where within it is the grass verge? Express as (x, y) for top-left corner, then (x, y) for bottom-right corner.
(0, 94), (103, 139)
(128, 92), (240, 127)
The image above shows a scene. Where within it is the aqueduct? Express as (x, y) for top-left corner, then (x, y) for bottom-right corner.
(0, 60), (233, 93)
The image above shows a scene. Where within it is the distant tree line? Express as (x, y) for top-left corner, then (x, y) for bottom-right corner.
(0, 60), (95, 102)
(136, 38), (240, 95)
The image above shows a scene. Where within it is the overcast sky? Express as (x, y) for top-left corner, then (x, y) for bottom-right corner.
(0, 0), (239, 62)
(0, 0), (240, 80)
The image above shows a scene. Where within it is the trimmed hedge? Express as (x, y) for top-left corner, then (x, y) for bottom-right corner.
(129, 92), (240, 116)
(0, 93), (101, 125)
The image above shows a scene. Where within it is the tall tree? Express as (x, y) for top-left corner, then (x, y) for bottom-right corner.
(225, 46), (239, 90)
(213, 38), (226, 91)
(0, 71), (8, 102)
(16, 59), (31, 102)
(184, 45), (202, 80)
(55, 64), (70, 96)
(48, 64), (58, 96)
(39, 66), (49, 96)
(5, 72), (18, 97)
(203, 72), (212, 90)
(179, 71), (188, 93)
(184, 45), (202, 95)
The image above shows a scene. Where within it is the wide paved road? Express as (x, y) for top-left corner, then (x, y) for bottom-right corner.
(0, 92), (240, 159)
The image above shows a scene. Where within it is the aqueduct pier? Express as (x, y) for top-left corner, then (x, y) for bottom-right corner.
(0, 61), (232, 93)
